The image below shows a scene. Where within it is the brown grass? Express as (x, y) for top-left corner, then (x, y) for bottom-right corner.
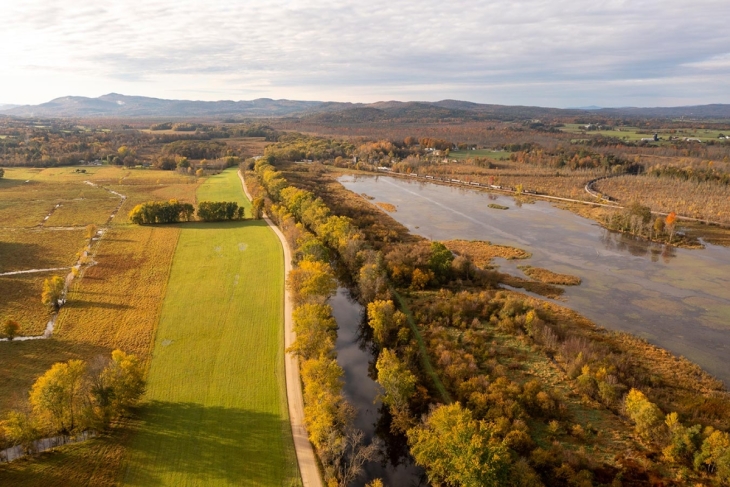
(442, 239), (531, 268)
(595, 175), (730, 224)
(375, 202), (397, 212)
(519, 266), (582, 285)
(0, 225), (179, 413)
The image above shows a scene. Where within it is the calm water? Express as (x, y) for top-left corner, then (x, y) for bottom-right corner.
(330, 287), (426, 487)
(339, 174), (730, 385)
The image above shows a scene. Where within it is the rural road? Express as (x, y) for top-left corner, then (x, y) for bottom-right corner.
(238, 171), (323, 487)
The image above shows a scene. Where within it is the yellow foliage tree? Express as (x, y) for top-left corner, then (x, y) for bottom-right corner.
(29, 359), (88, 435)
(41, 275), (65, 310)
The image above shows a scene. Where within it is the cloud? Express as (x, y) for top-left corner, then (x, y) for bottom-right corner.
(2, 0), (729, 106)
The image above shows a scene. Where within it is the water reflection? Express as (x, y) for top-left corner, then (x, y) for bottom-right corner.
(339, 175), (730, 386)
(599, 230), (677, 262)
(329, 287), (426, 487)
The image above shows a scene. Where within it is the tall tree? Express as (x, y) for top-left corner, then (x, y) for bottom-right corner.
(41, 276), (65, 310)
(408, 402), (511, 487)
(29, 360), (88, 435)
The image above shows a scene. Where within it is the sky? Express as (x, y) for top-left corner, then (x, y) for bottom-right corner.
(1, 0), (729, 108)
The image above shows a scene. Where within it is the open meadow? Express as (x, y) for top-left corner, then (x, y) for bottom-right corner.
(121, 169), (298, 486)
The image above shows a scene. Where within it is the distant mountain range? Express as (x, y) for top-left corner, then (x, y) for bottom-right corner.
(1, 93), (729, 121)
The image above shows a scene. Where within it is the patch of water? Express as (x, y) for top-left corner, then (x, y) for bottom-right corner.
(330, 287), (426, 487)
(339, 175), (730, 385)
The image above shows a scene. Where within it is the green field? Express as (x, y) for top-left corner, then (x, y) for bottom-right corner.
(561, 123), (728, 142)
(121, 172), (298, 486)
(449, 149), (512, 160)
(195, 168), (252, 215)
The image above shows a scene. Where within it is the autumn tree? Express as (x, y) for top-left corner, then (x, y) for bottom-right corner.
(376, 348), (416, 432)
(288, 304), (338, 360)
(41, 275), (65, 310)
(251, 197), (264, 220)
(665, 211), (677, 243)
(101, 350), (145, 414)
(408, 402), (511, 487)
(662, 412), (701, 464)
(84, 224), (97, 240)
(624, 388), (664, 442)
(367, 300), (406, 345)
(3, 319), (20, 340)
(1, 410), (40, 453)
(694, 429), (730, 480)
(29, 359), (88, 435)
(286, 260), (337, 305)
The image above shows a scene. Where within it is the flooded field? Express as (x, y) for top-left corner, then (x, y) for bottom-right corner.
(339, 174), (730, 385)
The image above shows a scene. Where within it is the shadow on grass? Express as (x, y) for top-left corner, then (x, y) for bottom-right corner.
(136, 219), (270, 231)
(123, 401), (298, 486)
(63, 300), (132, 311)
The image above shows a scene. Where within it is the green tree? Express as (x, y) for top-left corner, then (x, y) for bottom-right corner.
(408, 402), (511, 487)
(429, 242), (454, 282)
(41, 275), (65, 310)
(0, 167), (4, 178)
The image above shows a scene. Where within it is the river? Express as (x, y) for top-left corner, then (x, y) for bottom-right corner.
(330, 287), (426, 487)
(338, 174), (730, 386)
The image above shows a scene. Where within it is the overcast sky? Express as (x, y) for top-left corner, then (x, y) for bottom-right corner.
(2, 0), (729, 107)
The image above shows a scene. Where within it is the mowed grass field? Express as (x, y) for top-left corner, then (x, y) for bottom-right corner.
(195, 167), (252, 214)
(121, 169), (299, 486)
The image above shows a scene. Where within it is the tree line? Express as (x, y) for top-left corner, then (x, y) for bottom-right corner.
(129, 200), (250, 224)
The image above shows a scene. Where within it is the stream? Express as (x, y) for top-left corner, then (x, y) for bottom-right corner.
(330, 287), (426, 487)
(339, 174), (730, 386)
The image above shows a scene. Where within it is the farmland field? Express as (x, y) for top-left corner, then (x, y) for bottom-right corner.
(121, 170), (298, 486)
(195, 167), (252, 214)
(0, 166), (200, 484)
(449, 149), (512, 160)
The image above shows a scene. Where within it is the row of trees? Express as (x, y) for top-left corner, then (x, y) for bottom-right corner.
(0, 351), (145, 454)
(129, 200), (248, 224)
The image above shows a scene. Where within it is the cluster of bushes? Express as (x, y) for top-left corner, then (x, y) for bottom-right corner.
(129, 200), (247, 224)
(625, 389), (730, 482)
(604, 202), (680, 243)
(0, 351), (145, 455)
